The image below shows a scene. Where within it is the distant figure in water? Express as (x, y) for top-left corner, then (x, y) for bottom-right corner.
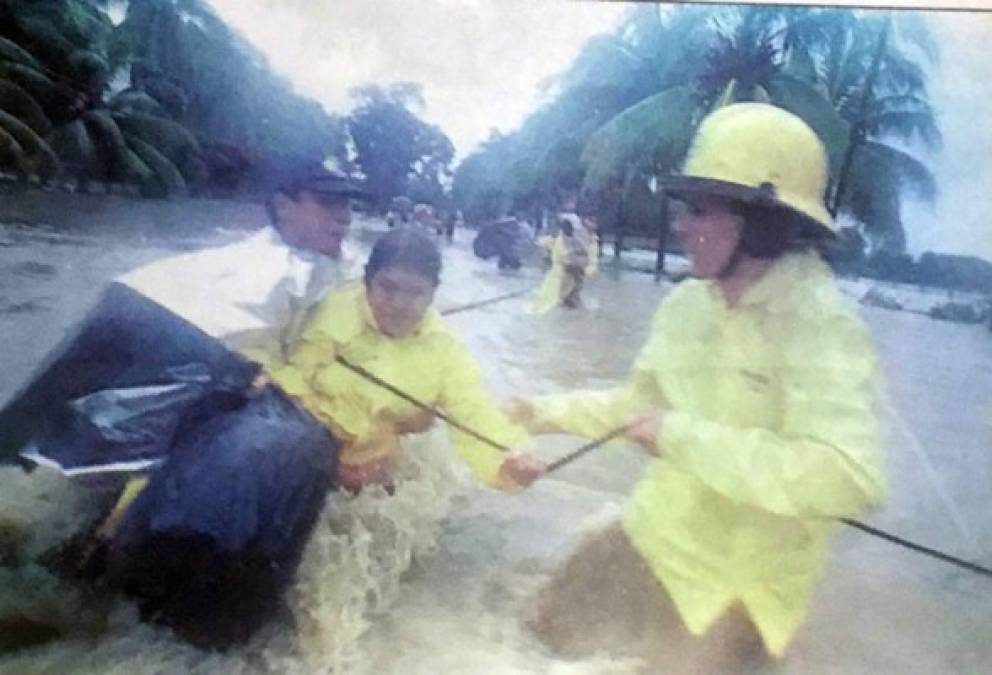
(446, 210), (462, 243)
(271, 227), (546, 493)
(508, 104), (886, 671)
(531, 209), (597, 313)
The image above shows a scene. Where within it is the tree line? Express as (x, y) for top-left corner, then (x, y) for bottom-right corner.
(451, 4), (943, 268)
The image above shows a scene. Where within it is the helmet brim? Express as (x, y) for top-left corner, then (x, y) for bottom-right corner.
(662, 175), (835, 239)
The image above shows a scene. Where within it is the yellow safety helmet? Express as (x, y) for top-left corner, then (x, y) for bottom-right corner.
(664, 103), (836, 237)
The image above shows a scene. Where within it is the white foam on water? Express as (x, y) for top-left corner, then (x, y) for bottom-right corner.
(0, 428), (477, 674)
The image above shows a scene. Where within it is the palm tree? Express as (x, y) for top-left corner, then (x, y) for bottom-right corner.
(820, 13), (940, 253)
(579, 6), (939, 256)
(118, 0), (349, 191)
(0, 0), (202, 195)
(0, 0), (348, 197)
(451, 5), (712, 230)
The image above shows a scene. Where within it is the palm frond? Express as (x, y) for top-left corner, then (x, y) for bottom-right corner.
(46, 117), (97, 175)
(837, 138), (936, 254)
(864, 110), (941, 151)
(580, 85), (697, 194)
(766, 73), (851, 176)
(0, 78), (52, 135)
(857, 140), (936, 202)
(112, 111), (201, 169)
(0, 36), (44, 71)
(0, 108), (59, 178)
(0, 124), (30, 175)
(125, 131), (186, 196)
(891, 12), (939, 65)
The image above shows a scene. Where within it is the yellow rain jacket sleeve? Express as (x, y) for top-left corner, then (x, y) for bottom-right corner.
(269, 282), (525, 488)
(527, 253), (886, 657)
(528, 367), (661, 438)
(437, 339), (529, 485)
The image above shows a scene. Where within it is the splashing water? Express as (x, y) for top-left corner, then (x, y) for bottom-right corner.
(0, 428), (472, 674)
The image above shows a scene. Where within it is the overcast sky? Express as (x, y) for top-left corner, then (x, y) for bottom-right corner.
(208, 0), (627, 157)
(207, 1), (991, 261)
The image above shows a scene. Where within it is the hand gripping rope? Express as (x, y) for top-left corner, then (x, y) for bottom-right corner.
(333, 281), (992, 579)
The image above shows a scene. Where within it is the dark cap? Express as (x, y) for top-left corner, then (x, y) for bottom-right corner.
(273, 161), (367, 200)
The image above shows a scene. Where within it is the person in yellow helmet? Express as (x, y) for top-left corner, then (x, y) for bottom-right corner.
(271, 227), (546, 493)
(509, 103), (887, 670)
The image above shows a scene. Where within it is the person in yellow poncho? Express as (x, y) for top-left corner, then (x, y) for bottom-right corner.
(271, 227), (546, 493)
(531, 212), (599, 314)
(508, 104), (887, 671)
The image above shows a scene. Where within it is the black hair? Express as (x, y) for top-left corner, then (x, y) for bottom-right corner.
(560, 218), (574, 237)
(265, 165), (355, 226)
(733, 202), (827, 260)
(365, 227), (442, 286)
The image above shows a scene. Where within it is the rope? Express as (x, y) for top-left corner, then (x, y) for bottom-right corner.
(840, 518), (992, 579)
(336, 356), (507, 453)
(339, 292), (992, 581)
(335, 355), (628, 468)
(440, 287), (535, 316)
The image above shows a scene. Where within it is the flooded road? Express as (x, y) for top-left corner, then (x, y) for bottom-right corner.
(2, 218), (991, 673)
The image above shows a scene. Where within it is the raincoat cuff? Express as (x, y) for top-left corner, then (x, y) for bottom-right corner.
(527, 395), (568, 434)
(269, 365), (309, 398)
(469, 448), (507, 488)
(660, 410), (696, 459)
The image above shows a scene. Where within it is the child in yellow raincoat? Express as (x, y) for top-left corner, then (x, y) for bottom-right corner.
(271, 227), (545, 493)
(509, 104), (886, 671)
(531, 213), (599, 313)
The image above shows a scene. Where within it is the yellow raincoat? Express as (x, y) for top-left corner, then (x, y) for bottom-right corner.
(270, 281), (527, 487)
(531, 229), (599, 314)
(528, 252), (886, 655)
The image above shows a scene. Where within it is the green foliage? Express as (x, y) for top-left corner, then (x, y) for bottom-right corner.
(0, 124), (30, 175)
(113, 111), (200, 169)
(839, 140), (935, 254)
(109, 89), (167, 117)
(581, 86), (695, 194)
(765, 73), (850, 175)
(0, 80), (52, 135)
(83, 108), (134, 181)
(45, 118), (96, 174)
(0, 0), (346, 197)
(452, 4), (940, 254)
(347, 82), (454, 208)
(0, 35), (43, 71)
(0, 62), (70, 117)
(125, 131), (186, 197)
(0, 108), (59, 178)
(119, 0), (348, 179)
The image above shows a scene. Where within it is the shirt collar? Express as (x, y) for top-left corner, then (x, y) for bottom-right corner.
(704, 253), (826, 312)
(267, 225), (350, 264)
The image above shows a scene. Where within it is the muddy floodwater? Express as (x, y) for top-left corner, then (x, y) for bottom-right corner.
(1, 217), (991, 673)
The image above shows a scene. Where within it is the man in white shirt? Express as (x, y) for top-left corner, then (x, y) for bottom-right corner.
(122, 164), (366, 367)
